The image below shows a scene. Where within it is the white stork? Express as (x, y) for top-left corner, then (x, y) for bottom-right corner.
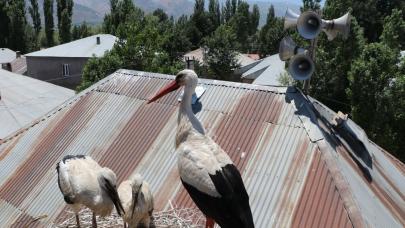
(147, 69), (255, 228)
(56, 155), (125, 228)
(118, 173), (154, 228)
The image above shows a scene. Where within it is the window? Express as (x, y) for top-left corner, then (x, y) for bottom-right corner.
(62, 64), (70, 76)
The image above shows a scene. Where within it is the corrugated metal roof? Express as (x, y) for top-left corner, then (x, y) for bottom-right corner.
(0, 69), (403, 227)
(25, 34), (117, 58)
(0, 48), (16, 64)
(0, 69), (74, 139)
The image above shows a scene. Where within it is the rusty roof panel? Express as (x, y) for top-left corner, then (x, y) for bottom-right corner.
(310, 98), (405, 227)
(0, 69), (403, 227)
(335, 144), (405, 227)
(98, 102), (176, 183)
(245, 124), (316, 227)
(292, 149), (353, 228)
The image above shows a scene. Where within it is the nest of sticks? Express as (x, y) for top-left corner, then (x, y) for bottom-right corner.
(55, 202), (206, 228)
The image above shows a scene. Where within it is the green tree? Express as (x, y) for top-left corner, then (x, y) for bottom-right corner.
(348, 42), (404, 161)
(57, 0), (73, 43)
(59, 10), (71, 43)
(258, 5), (283, 57)
(78, 14), (183, 91)
(190, 0), (211, 46)
(153, 8), (168, 22)
(43, 0), (55, 47)
(322, 0), (401, 42)
(380, 9), (405, 50)
(204, 24), (240, 80)
(103, 0), (142, 36)
(222, 0), (233, 23)
(311, 18), (366, 113)
(72, 21), (92, 40)
(162, 17), (192, 62)
(0, 0), (10, 47)
(230, 1), (250, 52)
(348, 43), (397, 130)
(78, 51), (124, 91)
(379, 72), (405, 161)
(8, 0), (27, 52)
(231, 0), (238, 15)
(250, 4), (260, 36)
(301, 0), (321, 12)
(309, 0), (370, 112)
(208, 0), (221, 32)
(28, 0), (41, 36)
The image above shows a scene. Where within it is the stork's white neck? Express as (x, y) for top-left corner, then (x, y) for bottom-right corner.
(176, 79), (205, 146)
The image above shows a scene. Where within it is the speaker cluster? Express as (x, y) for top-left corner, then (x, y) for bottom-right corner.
(280, 9), (351, 81)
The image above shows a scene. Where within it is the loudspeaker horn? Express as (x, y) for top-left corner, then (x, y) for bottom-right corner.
(322, 12), (351, 40)
(297, 11), (322, 39)
(288, 52), (315, 81)
(284, 8), (300, 30)
(279, 36), (305, 61)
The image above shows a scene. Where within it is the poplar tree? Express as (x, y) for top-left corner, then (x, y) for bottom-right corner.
(44, 0), (55, 47)
(29, 0), (41, 36)
(0, 0), (10, 46)
(57, 0), (73, 43)
(8, 0), (27, 52)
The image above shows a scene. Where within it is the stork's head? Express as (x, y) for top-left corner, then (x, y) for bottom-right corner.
(147, 69), (198, 104)
(100, 168), (117, 185)
(129, 173), (143, 189)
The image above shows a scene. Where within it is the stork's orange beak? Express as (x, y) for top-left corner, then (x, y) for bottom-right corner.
(147, 80), (181, 104)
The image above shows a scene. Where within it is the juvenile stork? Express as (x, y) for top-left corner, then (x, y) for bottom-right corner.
(147, 70), (255, 228)
(118, 173), (154, 228)
(56, 155), (124, 228)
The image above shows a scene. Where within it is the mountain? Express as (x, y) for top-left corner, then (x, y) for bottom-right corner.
(26, 0), (301, 26)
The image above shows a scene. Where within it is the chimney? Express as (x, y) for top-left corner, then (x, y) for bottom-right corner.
(185, 57), (195, 70)
(96, 36), (101, 45)
(16, 51), (21, 58)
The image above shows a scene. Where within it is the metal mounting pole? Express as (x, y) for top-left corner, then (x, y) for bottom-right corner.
(303, 38), (317, 93)
(303, 9), (321, 94)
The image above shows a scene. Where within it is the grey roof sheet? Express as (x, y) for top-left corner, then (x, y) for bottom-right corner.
(241, 54), (287, 86)
(183, 48), (256, 67)
(25, 34), (118, 58)
(0, 69), (403, 227)
(0, 69), (74, 139)
(0, 48), (16, 64)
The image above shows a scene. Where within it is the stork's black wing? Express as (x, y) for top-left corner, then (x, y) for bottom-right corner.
(181, 164), (254, 228)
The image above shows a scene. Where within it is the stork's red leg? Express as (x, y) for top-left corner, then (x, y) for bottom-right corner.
(205, 217), (215, 228)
